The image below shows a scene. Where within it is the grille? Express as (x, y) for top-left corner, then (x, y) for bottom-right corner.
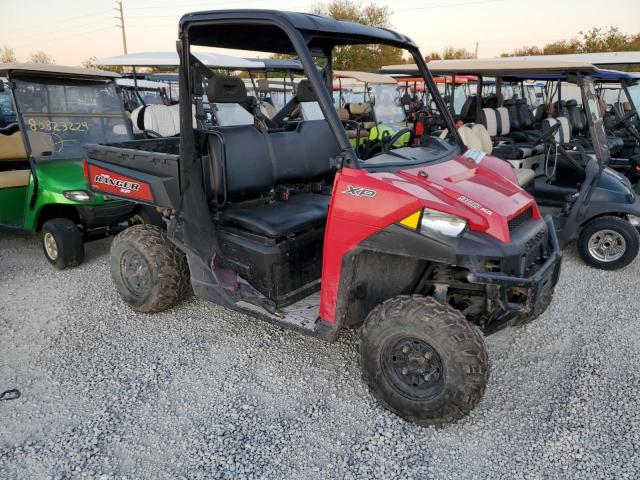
(508, 208), (533, 232)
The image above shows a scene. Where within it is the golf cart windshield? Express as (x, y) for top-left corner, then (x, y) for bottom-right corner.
(370, 84), (405, 124)
(627, 82), (640, 112)
(13, 77), (130, 161)
(0, 85), (16, 124)
(582, 76), (610, 162)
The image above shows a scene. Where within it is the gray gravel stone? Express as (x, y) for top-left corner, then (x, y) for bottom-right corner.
(1, 231), (639, 479)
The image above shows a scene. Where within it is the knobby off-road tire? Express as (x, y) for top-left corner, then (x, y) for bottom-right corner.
(41, 218), (84, 270)
(110, 224), (189, 313)
(360, 295), (489, 427)
(577, 216), (640, 270)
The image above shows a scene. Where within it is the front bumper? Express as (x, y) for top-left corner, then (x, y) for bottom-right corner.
(467, 216), (562, 333)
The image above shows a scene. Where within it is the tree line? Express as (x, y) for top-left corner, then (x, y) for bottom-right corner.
(0, 47), (54, 64)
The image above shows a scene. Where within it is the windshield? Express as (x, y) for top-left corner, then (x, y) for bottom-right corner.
(627, 82), (640, 113)
(370, 84), (405, 124)
(0, 86), (16, 125)
(13, 77), (131, 161)
(122, 87), (167, 111)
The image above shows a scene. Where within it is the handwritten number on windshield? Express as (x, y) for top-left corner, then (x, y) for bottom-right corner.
(27, 118), (89, 133)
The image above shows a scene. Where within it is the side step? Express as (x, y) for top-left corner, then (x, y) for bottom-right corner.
(235, 291), (335, 339)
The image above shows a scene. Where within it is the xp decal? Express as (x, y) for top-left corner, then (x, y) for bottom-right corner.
(342, 185), (377, 198)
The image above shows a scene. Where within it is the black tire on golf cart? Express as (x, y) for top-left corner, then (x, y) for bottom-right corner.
(110, 224), (189, 313)
(360, 295), (489, 427)
(577, 216), (640, 270)
(41, 218), (84, 270)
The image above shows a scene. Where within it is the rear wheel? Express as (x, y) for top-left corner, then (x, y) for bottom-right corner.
(578, 216), (639, 270)
(360, 295), (489, 427)
(41, 218), (84, 270)
(110, 224), (189, 313)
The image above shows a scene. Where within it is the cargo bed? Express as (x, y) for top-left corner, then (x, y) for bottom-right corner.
(84, 138), (181, 209)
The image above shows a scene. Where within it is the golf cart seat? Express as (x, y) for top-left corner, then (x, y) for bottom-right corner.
(0, 125), (27, 161)
(293, 80), (324, 121)
(566, 100), (588, 135)
(0, 169), (31, 188)
(132, 103), (198, 136)
(461, 124), (535, 187)
(205, 76), (338, 238)
(541, 117), (572, 144)
(479, 107), (541, 159)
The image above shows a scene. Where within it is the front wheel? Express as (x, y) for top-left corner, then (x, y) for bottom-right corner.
(110, 224), (189, 313)
(360, 295), (489, 427)
(578, 216), (640, 270)
(41, 218), (84, 270)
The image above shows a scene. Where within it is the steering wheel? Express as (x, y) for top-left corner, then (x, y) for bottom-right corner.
(381, 127), (414, 153)
(532, 122), (561, 147)
(612, 109), (637, 130)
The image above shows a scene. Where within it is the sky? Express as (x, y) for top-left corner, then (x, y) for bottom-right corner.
(1, 0), (639, 66)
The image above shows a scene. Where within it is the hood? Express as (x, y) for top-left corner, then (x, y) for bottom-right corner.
(395, 153), (539, 242)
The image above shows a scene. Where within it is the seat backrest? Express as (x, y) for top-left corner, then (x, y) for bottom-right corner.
(348, 102), (372, 117)
(336, 107), (350, 121)
(542, 116), (572, 144)
(208, 76), (255, 127)
(565, 99), (587, 134)
(471, 124), (493, 154)
(482, 94), (498, 109)
(299, 102), (324, 121)
(534, 104), (547, 123)
(142, 104), (181, 137)
(134, 104), (197, 136)
(0, 126), (27, 161)
(457, 125), (482, 151)
(206, 120), (339, 204)
(503, 99), (521, 130)
(459, 95), (477, 123)
(214, 103), (255, 126)
(260, 102), (277, 119)
(206, 126), (273, 202)
(516, 99), (535, 129)
(479, 108), (509, 137)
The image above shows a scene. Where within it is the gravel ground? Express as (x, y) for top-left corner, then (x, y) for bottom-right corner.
(1, 230), (639, 479)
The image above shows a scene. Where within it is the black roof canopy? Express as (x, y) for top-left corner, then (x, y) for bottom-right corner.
(179, 10), (416, 55)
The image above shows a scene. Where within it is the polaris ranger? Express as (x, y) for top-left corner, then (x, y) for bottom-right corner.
(83, 10), (562, 426)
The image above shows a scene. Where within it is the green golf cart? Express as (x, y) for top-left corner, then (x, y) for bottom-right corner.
(0, 63), (149, 269)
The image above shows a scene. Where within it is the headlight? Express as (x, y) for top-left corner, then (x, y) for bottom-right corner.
(421, 210), (467, 237)
(63, 190), (94, 202)
(398, 209), (467, 237)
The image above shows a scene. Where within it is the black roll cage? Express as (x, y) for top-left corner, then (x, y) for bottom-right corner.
(176, 11), (463, 186)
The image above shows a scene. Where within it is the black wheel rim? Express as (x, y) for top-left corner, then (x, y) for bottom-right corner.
(382, 336), (445, 401)
(120, 250), (151, 297)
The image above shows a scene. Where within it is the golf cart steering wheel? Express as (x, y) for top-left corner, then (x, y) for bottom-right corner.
(532, 122), (561, 147)
(382, 128), (414, 153)
(612, 109), (637, 130)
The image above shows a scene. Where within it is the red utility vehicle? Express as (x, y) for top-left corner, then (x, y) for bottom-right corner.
(83, 10), (561, 426)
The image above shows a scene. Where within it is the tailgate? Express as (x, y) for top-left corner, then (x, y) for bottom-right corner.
(84, 139), (180, 209)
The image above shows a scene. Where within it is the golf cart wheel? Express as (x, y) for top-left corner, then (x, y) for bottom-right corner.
(40, 218), (84, 270)
(110, 224), (189, 313)
(360, 295), (489, 427)
(578, 216), (640, 270)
